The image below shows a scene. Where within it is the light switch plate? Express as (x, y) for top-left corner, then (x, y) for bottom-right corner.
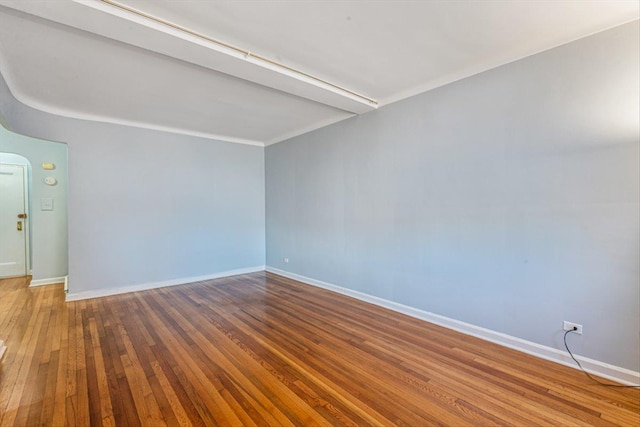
(41, 198), (54, 211)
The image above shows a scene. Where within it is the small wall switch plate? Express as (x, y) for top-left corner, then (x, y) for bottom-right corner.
(41, 198), (54, 211)
(283, 258), (289, 263)
(563, 321), (583, 334)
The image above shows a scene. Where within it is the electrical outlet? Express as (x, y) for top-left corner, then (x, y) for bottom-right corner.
(563, 321), (583, 335)
(283, 257), (289, 264)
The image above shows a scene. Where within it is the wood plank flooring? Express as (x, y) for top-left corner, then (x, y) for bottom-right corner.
(1, 272), (638, 426)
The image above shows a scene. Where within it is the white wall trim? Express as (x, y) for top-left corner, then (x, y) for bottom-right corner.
(65, 265), (265, 302)
(266, 266), (640, 387)
(0, 339), (6, 362)
(30, 276), (66, 287)
(9, 90), (265, 147)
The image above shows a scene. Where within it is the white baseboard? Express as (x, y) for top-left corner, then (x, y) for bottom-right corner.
(30, 276), (67, 287)
(266, 266), (640, 387)
(65, 266), (265, 302)
(0, 339), (6, 362)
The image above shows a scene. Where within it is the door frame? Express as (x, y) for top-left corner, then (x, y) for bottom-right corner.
(0, 161), (31, 277)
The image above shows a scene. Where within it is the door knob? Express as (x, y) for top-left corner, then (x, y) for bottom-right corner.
(17, 213), (27, 219)
(17, 221), (22, 231)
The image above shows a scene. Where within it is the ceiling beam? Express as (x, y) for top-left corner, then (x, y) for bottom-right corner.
(0, 0), (378, 115)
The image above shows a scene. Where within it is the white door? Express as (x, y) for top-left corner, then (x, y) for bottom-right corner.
(0, 164), (28, 277)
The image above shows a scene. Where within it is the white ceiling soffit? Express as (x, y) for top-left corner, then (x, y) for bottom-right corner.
(0, 1), (638, 146)
(0, 5), (354, 145)
(0, 0), (377, 115)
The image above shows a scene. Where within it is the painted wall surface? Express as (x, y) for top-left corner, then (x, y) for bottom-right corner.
(0, 125), (68, 280)
(266, 22), (640, 371)
(0, 76), (265, 294)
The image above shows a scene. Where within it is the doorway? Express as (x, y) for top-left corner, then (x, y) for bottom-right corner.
(0, 125), (68, 288)
(0, 160), (30, 278)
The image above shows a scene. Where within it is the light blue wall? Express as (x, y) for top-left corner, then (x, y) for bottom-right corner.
(1, 18), (637, 372)
(0, 76), (265, 294)
(266, 22), (640, 371)
(0, 125), (68, 280)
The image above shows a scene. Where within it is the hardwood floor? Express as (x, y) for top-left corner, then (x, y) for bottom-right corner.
(0, 272), (638, 426)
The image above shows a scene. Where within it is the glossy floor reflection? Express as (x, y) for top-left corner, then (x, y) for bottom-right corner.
(1, 272), (638, 426)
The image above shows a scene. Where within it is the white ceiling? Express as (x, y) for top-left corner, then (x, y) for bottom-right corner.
(0, 1), (638, 146)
